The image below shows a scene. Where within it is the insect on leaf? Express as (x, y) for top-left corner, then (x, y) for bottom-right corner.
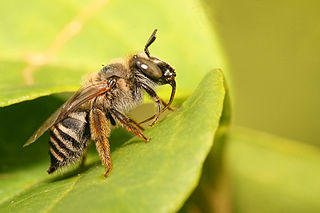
(0, 70), (226, 213)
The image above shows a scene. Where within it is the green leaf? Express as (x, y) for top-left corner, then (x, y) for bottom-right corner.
(0, 0), (227, 107)
(0, 70), (226, 213)
(228, 127), (320, 213)
(179, 84), (231, 213)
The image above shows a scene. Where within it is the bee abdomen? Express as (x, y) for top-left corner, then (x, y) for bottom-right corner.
(48, 111), (90, 174)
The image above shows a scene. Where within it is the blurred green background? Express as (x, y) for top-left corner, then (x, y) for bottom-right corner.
(203, 0), (320, 145)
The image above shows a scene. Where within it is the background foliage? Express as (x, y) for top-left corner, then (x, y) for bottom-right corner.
(0, 0), (319, 212)
(0, 0), (225, 106)
(203, 0), (320, 145)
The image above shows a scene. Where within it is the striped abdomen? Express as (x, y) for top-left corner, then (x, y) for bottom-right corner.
(48, 111), (90, 174)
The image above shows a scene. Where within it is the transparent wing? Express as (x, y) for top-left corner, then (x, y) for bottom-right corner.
(24, 81), (112, 147)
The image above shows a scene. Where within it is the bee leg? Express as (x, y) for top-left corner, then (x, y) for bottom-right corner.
(80, 140), (91, 168)
(106, 109), (117, 126)
(109, 108), (150, 142)
(160, 99), (176, 111)
(80, 155), (86, 168)
(139, 83), (161, 126)
(89, 108), (112, 177)
(138, 100), (177, 126)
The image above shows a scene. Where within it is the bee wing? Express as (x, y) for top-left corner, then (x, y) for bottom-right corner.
(24, 81), (112, 147)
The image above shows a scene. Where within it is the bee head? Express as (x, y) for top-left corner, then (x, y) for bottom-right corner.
(132, 29), (176, 118)
(132, 29), (176, 86)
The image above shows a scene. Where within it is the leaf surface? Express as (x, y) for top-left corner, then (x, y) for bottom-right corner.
(0, 70), (225, 213)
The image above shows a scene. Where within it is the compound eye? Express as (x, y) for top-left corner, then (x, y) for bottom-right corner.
(136, 59), (162, 80)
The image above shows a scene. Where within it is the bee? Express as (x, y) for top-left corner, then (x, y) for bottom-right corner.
(24, 29), (176, 177)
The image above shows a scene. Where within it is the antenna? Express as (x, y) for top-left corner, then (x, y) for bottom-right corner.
(144, 29), (158, 57)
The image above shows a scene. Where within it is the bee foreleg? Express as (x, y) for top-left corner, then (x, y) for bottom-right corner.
(139, 83), (161, 126)
(89, 108), (112, 177)
(109, 108), (150, 142)
(160, 99), (175, 111)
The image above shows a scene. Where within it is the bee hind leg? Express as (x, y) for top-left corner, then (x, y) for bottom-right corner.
(109, 108), (150, 142)
(89, 108), (112, 177)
